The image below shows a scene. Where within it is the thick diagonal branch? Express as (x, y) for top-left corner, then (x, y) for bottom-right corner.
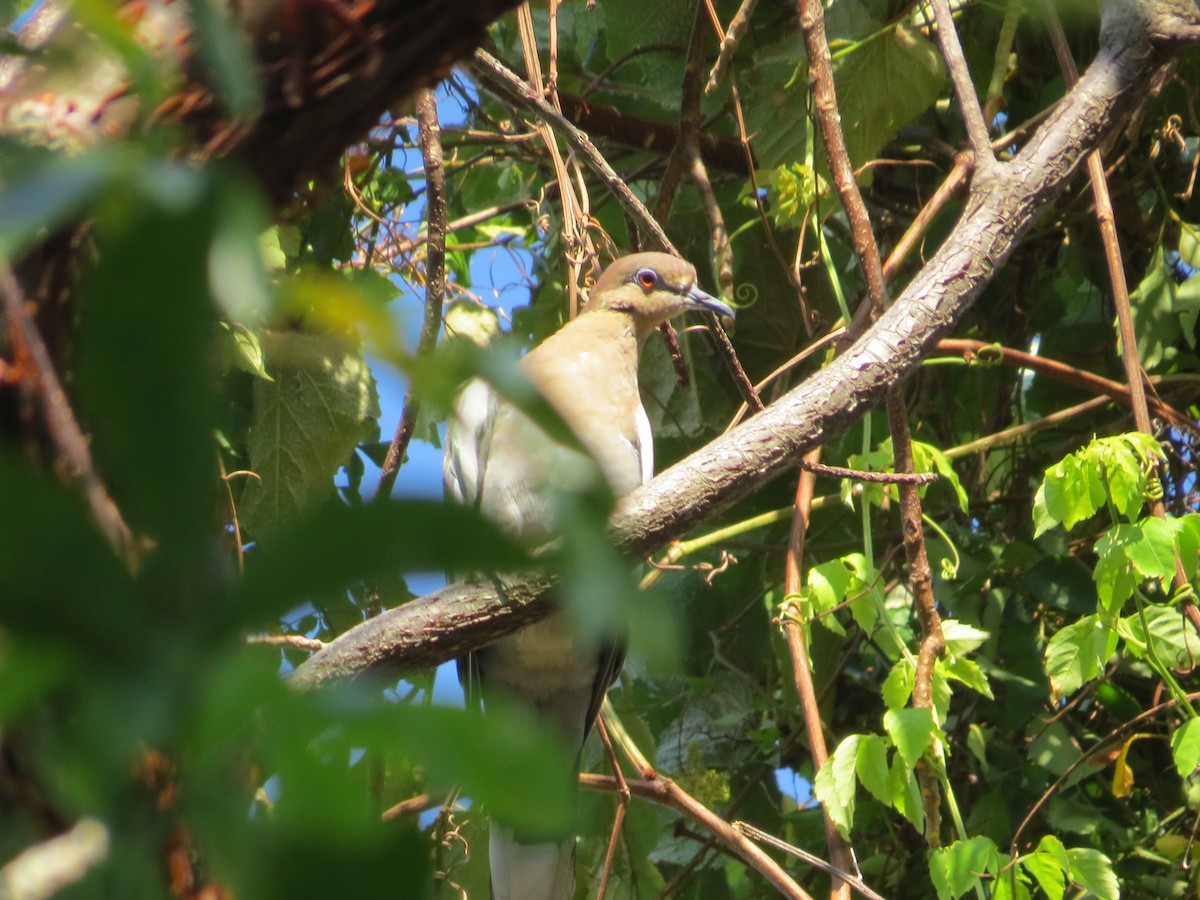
(291, 9), (1169, 690)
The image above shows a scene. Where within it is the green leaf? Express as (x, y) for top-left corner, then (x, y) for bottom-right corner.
(1066, 847), (1119, 900)
(886, 758), (924, 833)
(882, 660), (915, 710)
(814, 734), (861, 836)
(1129, 248), (1186, 370)
(0, 148), (121, 259)
(940, 656), (993, 699)
(209, 177), (274, 325)
(234, 499), (532, 623)
(803, 557), (854, 617)
(1036, 452), (1106, 533)
(1126, 516), (1181, 582)
(0, 451), (136, 649)
(1170, 718), (1200, 778)
(1102, 446), (1145, 520)
(940, 620), (990, 655)
(238, 331), (381, 537)
(884, 707), (936, 770)
(855, 733), (891, 805)
(78, 166), (221, 560)
(913, 440), (968, 512)
(1093, 524), (1139, 614)
(1022, 834), (1069, 900)
(1044, 614), (1117, 698)
(929, 836), (1001, 900)
(831, 18), (946, 175)
(1119, 603), (1197, 670)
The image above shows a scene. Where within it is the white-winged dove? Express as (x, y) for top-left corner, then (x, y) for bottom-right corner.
(443, 252), (734, 900)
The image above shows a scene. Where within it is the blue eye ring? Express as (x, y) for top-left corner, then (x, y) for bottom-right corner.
(634, 268), (658, 290)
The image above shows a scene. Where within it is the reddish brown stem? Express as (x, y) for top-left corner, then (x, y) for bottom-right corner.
(579, 773), (815, 900)
(376, 87), (446, 500)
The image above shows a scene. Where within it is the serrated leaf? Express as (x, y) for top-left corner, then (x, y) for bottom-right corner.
(1066, 847), (1118, 900)
(929, 836), (1001, 900)
(887, 758), (924, 833)
(1126, 516), (1181, 582)
(1093, 524), (1139, 614)
(814, 734), (860, 836)
(238, 331), (381, 538)
(940, 656), (993, 699)
(882, 660), (915, 710)
(1044, 614), (1117, 698)
(1119, 603), (1197, 670)
(1171, 718), (1200, 778)
(1023, 834), (1069, 900)
(913, 440), (968, 512)
(884, 707), (936, 770)
(940, 620), (989, 655)
(1103, 448), (1144, 520)
(855, 733), (891, 805)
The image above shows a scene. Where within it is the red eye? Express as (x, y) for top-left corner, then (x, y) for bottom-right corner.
(635, 268), (657, 290)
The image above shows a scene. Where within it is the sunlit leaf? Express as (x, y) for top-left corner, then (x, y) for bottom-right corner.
(1022, 834), (1069, 900)
(1171, 718), (1200, 778)
(234, 499), (532, 623)
(884, 707), (936, 770)
(929, 835), (1000, 900)
(1066, 847), (1118, 900)
(1044, 614), (1118, 698)
(814, 734), (860, 836)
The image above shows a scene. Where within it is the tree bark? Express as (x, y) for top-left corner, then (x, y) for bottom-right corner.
(291, 0), (1186, 690)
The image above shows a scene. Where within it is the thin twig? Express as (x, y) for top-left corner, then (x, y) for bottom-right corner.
(800, 460), (937, 484)
(593, 716), (630, 900)
(982, 0), (1024, 126)
(516, 2), (591, 316)
(706, 0), (759, 93)
(471, 49), (677, 255)
(381, 791), (445, 821)
(1009, 691), (1200, 857)
(377, 88), (447, 499)
(580, 773), (815, 900)
(0, 262), (136, 568)
(886, 388), (945, 846)
(246, 633), (328, 652)
(782, 446), (853, 898)
(928, 0), (995, 168)
(733, 821), (887, 900)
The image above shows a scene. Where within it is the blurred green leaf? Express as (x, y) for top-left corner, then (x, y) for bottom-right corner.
(185, 0), (261, 119)
(234, 498), (531, 622)
(77, 166), (220, 563)
(0, 450), (136, 650)
(0, 148), (120, 259)
(1170, 718), (1200, 779)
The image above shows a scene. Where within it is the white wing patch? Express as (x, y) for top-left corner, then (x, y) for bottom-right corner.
(634, 402), (654, 485)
